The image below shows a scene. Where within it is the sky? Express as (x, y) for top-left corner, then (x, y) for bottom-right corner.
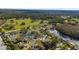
(0, 0), (79, 10)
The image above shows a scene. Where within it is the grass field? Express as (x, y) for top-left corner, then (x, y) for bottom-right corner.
(0, 18), (44, 32)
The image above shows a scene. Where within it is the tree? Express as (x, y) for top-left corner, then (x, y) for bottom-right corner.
(20, 22), (25, 25)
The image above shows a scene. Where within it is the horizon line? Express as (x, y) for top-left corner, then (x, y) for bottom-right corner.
(0, 8), (79, 10)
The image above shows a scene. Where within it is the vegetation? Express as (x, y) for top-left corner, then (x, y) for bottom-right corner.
(0, 18), (77, 50)
(0, 10), (79, 50)
(56, 23), (79, 39)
